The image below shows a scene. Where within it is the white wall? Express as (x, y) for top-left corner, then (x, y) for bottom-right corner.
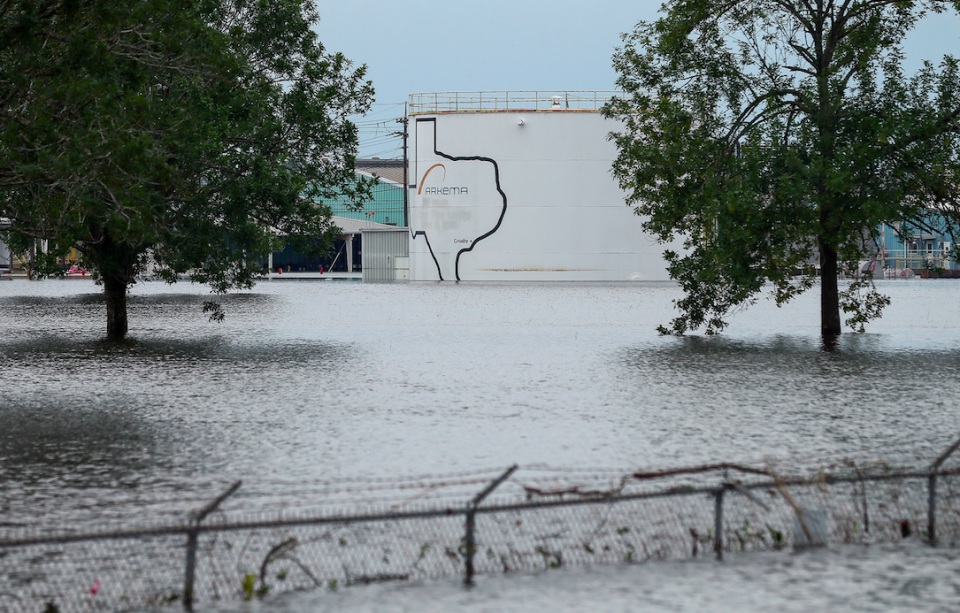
(409, 110), (682, 281)
(0, 236), (10, 269)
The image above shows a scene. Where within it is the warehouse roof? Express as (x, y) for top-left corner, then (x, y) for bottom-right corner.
(331, 215), (400, 235)
(356, 159), (405, 186)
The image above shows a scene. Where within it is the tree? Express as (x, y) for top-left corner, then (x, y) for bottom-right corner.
(605, 0), (960, 338)
(0, 0), (373, 339)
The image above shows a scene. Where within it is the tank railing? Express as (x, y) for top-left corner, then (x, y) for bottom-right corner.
(409, 91), (624, 114)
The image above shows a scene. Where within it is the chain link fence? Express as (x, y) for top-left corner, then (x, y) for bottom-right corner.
(4, 441), (960, 613)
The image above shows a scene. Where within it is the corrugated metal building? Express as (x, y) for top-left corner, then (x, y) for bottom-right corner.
(361, 227), (409, 282)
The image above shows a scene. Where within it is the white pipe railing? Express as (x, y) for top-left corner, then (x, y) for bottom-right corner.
(409, 91), (624, 114)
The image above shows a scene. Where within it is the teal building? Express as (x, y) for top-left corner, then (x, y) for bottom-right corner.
(321, 159), (406, 227)
(879, 217), (957, 271)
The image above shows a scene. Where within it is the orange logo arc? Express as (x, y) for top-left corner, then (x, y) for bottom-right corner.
(417, 164), (446, 195)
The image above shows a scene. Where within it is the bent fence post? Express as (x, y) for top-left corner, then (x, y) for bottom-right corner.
(712, 481), (772, 561)
(464, 465), (518, 586)
(718, 481), (773, 557)
(928, 435), (960, 545)
(184, 481), (242, 610)
(726, 482), (770, 513)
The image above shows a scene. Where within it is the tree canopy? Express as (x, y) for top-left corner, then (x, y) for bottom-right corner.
(605, 0), (960, 338)
(0, 0), (373, 339)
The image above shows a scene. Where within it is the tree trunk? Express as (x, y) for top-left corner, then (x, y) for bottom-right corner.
(104, 276), (129, 341)
(819, 238), (842, 337)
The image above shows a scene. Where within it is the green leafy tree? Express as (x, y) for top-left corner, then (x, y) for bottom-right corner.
(0, 0), (373, 339)
(606, 0), (960, 337)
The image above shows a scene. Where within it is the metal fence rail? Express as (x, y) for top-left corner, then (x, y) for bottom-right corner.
(4, 440), (960, 613)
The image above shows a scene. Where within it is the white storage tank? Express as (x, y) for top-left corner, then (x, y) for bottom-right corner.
(407, 91), (682, 281)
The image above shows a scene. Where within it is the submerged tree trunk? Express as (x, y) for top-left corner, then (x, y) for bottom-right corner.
(85, 228), (140, 341)
(104, 275), (129, 340)
(819, 238), (842, 337)
(91, 228), (137, 341)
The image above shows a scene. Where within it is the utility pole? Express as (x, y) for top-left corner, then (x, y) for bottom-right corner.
(395, 103), (409, 227)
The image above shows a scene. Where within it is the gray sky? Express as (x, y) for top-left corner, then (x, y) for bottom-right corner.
(313, 1), (960, 158)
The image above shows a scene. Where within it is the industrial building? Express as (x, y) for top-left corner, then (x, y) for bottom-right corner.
(878, 220), (957, 272)
(268, 160), (405, 274)
(324, 159), (406, 228)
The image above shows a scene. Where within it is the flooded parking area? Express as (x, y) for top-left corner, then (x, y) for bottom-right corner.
(2, 277), (960, 610)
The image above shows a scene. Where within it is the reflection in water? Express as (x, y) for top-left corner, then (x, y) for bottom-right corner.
(821, 332), (840, 352)
(1, 289), (354, 525)
(615, 333), (960, 470)
(0, 403), (159, 527)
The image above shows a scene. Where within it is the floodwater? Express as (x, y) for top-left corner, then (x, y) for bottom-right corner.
(2, 277), (960, 609)
(210, 542), (960, 613)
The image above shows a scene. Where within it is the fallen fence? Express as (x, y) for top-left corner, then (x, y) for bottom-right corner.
(3, 439), (960, 613)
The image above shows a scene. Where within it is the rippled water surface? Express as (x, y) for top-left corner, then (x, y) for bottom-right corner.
(3, 277), (960, 610)
(208, 542), (960, 613)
